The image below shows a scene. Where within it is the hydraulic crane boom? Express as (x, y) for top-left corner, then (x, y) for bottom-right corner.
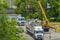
(37, 0), (50, 26)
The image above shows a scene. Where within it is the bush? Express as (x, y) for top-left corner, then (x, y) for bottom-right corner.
(17, 28), (24, 33)
(0, 14), (27, 40)
(57, 16), (60, 22)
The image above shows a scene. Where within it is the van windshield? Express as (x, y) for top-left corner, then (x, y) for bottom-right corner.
(18, 18), (25, 21)
(35, 31), (43, 33)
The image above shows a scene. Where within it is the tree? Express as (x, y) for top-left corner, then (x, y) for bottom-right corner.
(0, 0), (19, 40)
(47, 0), (60, 21)
(0, 0), (27, 40)
(13, 0), (60, 21)
(14, 0), (26, 15)
(0, 14), (20, 40)
(0, 0), (8, 13)
(13, 0), (42, 18)
(57, 15), (60, 22)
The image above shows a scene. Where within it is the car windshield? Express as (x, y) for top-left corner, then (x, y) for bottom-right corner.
(35, 31), (43, 33)
(18, 18), (25, 21)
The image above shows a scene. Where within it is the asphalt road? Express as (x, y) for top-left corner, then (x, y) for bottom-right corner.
(19, 26), (60, 40)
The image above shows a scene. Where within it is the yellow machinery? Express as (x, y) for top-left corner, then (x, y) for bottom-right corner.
(37, 0), (50, 31)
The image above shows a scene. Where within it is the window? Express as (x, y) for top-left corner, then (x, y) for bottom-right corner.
(35, 31), (43, 33)
(18, 18), (25, 21)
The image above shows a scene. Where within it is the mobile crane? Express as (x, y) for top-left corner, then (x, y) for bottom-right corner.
(37, 0), (50, 32)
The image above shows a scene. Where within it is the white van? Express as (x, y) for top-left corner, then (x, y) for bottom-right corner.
(17, 17), (25, 26)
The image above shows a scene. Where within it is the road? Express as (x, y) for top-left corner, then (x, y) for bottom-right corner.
(19, 26), (60, 40)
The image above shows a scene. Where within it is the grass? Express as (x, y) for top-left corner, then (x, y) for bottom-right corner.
(50, 22), (60, 32)
(56, 27), (60, 32)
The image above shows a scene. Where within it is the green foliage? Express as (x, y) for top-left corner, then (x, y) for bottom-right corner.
(14, 0), (26, 14)
(0, 0), (27, 40)
(0, 14), (19, 40)
(57, 16), (60, 22)
(14, 0), (41, 18)
(0, 0), (8, 13)
(48, 0), (60, 21)
(56, 27), (60, 32)
(14, 0), (60, 21)
(34, 12), (42, 19)
(0, 0), (8, 7)
(0, 14), (27, 40)
(17, 28), (24, 33)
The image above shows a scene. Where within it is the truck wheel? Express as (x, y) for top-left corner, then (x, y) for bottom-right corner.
(47, 29), (49, 31)
(26, 30), (29, 34)
(41, 39), (43, 40)
(33, 36), (37, 40)
(26, 30), (28, 34)
(34, 39), (37, 40)
(45, 28), (49, 32)
(17, 22), (20, 26)
(44, 29), (49, 32)
(44, 27), (49, 32)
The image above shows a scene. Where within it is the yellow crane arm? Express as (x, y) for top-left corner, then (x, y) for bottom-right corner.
(37, 0), (50, 26)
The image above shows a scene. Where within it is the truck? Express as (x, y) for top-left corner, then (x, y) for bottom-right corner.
(26, 21), (44, 40)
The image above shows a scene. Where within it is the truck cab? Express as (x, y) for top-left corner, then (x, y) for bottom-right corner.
(34, 26), (44, 40)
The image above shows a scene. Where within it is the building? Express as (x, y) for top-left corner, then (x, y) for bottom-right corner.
(6, 0), (16, 14)
(8, 0), (16, 8)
